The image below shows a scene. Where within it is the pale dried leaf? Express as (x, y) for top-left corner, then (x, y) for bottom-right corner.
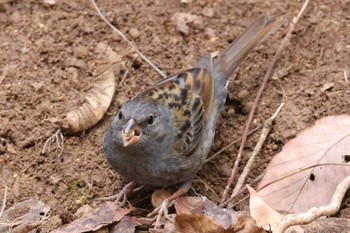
(110, 216), (140, 233)
(247, 185), (283, 231)
(234, 212), (265, 233)
(0, 199), (50, 233)
(174, 196), (204, 215)
(203, 198), (238, 230)
(258, 115), (350, 212)
(174, 214), (226, 233)
(51, 202), (131, 233)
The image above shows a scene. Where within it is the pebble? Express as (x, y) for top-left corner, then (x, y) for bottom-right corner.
(129, 28), (140, 39)
(237, 89), (249, 99)
(202, 7), (215, 18)
(65, 57), (86, 69)
(73, 45), (88, 58)
(205, 27), (215, 38)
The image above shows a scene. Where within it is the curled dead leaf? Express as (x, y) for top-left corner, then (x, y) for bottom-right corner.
(58, 63), (115, 133)
(174, 196), (205, 215)
(151, 189), (171, 208)
(247, 185), (283, 231)
(0, 199), (50, 233)
(51, 202), (131, 233)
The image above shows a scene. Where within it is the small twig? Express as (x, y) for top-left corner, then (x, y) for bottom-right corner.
(221, 0), (310, 204)
(90, 0), (166, 78)
(0, 186), (8, 219)
(0, 64), (8, 84)
(205, 125), (262, 163)
(195, 177), (219, 199)
(119, 55), (139, 87)
(257, 163), (350, 192)
(344, 65), (349, 83)
(231, 103), (285, 198)
(274, 175), (350, 233)
(221, 173), (264, 208)
(41, 129), (64, 161)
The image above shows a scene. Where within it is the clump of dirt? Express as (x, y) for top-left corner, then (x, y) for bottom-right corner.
(0, 0), (349, 231)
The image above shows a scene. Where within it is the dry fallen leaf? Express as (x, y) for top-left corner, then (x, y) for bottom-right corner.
(174, 196), (205, 215)
(174, 214), (226, 233)
(203, 198), (238, 230)
(51, 202), (131, 233)
(258, 115), (350, 212)
(173, 196), (238, 231)
(58, 63), (115, 134)
(0, 199), (50, 233)
(171, 12), (203, 34)
(247, 185), (283, 231)
(110, 216), (141, 233)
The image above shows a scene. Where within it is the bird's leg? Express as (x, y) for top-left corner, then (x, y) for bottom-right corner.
(96, 182), (142, 205)
(147, 181), (192, 226)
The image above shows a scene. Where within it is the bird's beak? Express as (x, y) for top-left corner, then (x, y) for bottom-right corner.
(122, 119), (142, 147)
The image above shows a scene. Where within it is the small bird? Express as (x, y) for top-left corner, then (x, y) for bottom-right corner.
(103, 15), (282, 214)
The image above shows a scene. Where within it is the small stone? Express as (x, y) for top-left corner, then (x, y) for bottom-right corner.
(31, 82), (44, 92)
(219, 163), (231, 177)
(205, 27), (215, 38)
(243, 101), (253, 114)
(73, 45), (88, 58)
(227, 108), (235, 116)
(129, 28), (140, 39)
(9, 11), (20, 23)
(65, 57), (86, 69)
(202, 7), (215, 18)
(237, 89), (249, 99)
(320, 82), (334, 92)
(6, 144), (16, 154)
(95, 42), (108, 54)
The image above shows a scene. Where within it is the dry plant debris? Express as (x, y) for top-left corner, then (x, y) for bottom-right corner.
(57, 63), (115, 134)
(51, 202), (132, 233)
(0, 199), (50, 233)
(257, 115), (350, 212)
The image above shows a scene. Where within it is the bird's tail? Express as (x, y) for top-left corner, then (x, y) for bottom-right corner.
(198, 16), (284, 87)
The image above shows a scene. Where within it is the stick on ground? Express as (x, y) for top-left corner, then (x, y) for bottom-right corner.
(221, 0), (310, 204)
(0, 186), (8, 219)
(91, 0), (166, 78)
(275, 175), (350, 233)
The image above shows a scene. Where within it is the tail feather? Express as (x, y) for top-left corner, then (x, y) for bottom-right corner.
(203, 16), (284, 86)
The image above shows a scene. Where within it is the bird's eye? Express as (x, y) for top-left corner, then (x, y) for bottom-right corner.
(118, 111), (123, 120)
(147, 114), (154, 125)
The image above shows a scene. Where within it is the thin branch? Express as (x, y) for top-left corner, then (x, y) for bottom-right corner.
(0, 186), (8, 218)
(275, 175), (350, 233)
(90, 0), (166, 78)
(0, 64), (8, 84)
(119, 55), (139, 88)
(231, 103), (285, 197)
(221, 0), (310, 204)
(205, 125), (262, 163)
(257, 163), (350, 192)
(220, 172), (264, 208)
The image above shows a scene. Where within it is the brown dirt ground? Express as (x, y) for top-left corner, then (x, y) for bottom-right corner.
(1, 0), (350, 231)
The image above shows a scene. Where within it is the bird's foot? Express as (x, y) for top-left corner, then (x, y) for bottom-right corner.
(96, 182), (141, 206)
(148, 181), (192, 228)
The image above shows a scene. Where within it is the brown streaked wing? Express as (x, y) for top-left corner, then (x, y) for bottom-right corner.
(146, 67), (214, 155)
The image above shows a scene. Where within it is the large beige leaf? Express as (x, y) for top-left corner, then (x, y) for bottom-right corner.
(257, 115), (350, 212)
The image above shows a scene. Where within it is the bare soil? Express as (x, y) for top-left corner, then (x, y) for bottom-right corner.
(1, 0), (350, 231)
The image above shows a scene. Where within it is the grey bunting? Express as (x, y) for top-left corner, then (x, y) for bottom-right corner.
(103, 15), (283, 214)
